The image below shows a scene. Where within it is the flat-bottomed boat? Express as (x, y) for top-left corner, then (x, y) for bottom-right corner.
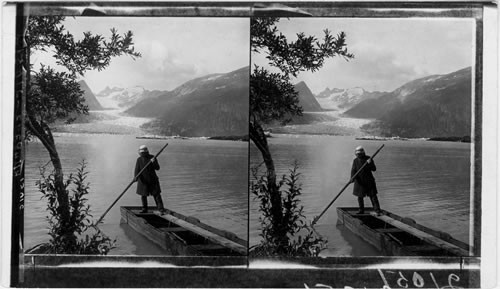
(337, 207), (470, 256)
(121, 206), (247, 256)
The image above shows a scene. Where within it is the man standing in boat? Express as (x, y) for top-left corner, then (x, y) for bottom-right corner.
(134, 145), (167, 215)
(350, 146), (382, 215)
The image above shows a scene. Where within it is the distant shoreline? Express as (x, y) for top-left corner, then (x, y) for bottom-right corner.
(35, 130), (250, 143)
(136, 134), (249, 142)
(49, 126), (471, 144)
(263, 131), (472, 143)
(427, 136), (471, 143)
(208, 135), (249, 142)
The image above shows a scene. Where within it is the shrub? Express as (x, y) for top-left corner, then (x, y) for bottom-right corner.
(250, 161), (327, 257)
(30, 160), (115, 254)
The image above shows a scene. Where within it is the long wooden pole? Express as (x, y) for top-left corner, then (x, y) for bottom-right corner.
(312, 144), (385, 226)
(95, 142), (169, 226)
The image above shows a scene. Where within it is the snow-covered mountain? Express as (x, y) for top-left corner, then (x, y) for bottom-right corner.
(315, 87), (385, 111)
(344, 67), (472, 138)
(95, 86), (166, 109)
(126, 66), (249, 137)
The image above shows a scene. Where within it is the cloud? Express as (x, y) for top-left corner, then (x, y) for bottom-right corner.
(269, 18), (474, 94)
(147, 41), (169, 71)
(338, 46), (423, 89)
(291, 46), (424, 94)
(56, 17), (249, 92)
(143, 41), (198, 77)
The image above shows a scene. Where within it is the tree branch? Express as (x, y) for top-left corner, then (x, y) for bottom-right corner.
(26, 115), (58, 158)
(249, 122), (270, 158)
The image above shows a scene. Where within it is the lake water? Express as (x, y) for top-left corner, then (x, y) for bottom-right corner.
(24, 133), (472, 257)
(24, 134), (248, 255)
(249, 134), (472, 256)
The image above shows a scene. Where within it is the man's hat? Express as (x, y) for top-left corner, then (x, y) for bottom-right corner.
(139, 145), (148, 153)
(355, 146), (365, 153)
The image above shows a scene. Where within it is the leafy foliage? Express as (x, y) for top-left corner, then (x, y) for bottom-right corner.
(249, 17), (352, 256)
(27, 16), (141, 76)
(250, 17), (353, 126)
(34, 161), (115, 254)
(251, 18), (353, 78)
(250, 66), (301, 125)
(22, 16), (140, 253)
(26, 16), (141, 126)
(250, 162), (327, 257)
(28, 65), (87, 125)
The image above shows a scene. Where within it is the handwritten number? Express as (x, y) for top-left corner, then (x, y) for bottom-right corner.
(377, 269), (391, 288)
(446, 273), (462, 289)
(397, 271), (409, 288)
(429, 272), (440, 289)
(304, 271), (462, 289)
(412, 272), (424, 288)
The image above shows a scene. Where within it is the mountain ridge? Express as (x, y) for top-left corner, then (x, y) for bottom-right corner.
(95, 85), (167, 110)
(316, 86), (385, 111)
(126, 66), (249, 137)
(78, 80), (103, 110)
(294, 81), (323, 112)
(345, 67), (472, 138)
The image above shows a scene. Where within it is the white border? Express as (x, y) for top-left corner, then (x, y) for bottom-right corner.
(0, 3), (16, 287)
(481, 6), (500, 288)
(482, 5), (499, 289)
(0, 2), (498, 288)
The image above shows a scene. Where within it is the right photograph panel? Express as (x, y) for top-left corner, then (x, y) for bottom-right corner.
(249, 17), (475, 258)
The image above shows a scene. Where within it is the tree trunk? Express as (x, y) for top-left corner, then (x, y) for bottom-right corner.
(26, 116), (74, 247)
(249, 121), (284, 238)
(47, 142), (70, 227)
(24, 38), (75, 247)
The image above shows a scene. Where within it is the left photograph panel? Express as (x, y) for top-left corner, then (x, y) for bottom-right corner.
(22, 16), (249, 257)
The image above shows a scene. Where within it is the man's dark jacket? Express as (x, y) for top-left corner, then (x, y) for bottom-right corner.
(351, 155), (378, 197)
(135, 153), (161, 196)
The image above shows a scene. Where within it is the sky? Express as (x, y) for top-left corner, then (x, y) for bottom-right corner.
(32, 17), (250, 93)
(252, 18), (475, 94)
(32, 17), (475, 95)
